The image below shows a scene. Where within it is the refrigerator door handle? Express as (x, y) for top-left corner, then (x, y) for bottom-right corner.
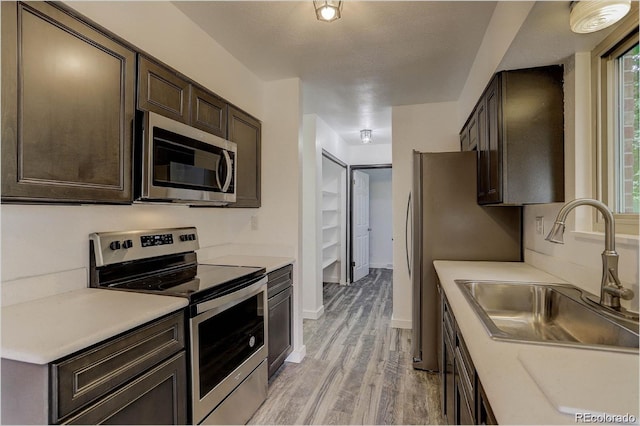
(405, 192), (412, 276)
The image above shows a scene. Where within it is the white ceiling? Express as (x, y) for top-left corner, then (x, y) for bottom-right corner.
(173, 1), (616, 146)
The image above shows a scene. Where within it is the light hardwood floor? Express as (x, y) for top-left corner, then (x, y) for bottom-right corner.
(250, 268), (444, 425)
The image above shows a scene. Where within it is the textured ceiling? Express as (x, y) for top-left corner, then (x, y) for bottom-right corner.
(499, 1), (617, 71)
(174, 1), (497, 145)
(174, 1), (619, 146)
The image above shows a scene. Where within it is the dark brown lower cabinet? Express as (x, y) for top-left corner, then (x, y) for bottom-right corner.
(443, 332), (456, 423)
(439, 285), (497, 425)
(65, 352), (187, 425)
(267, 265), (293, 377)
(456, 372), (475, 426)
(0, 312), (187, 425)
(477, 382), (497, 425)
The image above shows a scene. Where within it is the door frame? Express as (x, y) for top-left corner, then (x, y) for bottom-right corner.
(321, 150), (348, 285)
(348, 164), (392, 283)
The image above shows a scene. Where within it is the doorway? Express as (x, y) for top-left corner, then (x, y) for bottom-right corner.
(349, 165), (392, 283)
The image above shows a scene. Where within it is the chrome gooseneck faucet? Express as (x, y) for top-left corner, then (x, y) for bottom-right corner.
(545, 198), (634, 312)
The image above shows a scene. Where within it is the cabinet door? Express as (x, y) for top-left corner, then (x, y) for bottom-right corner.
(476, 100), (488, 202)
(228, 106), (261, 208)
(138, 56), (190, 124)
(477, 381), (497, 425)
(1, 1), (135, 203)
(460, 126), (470, 152)
(444, 329), (455, 424)
(268, 286), (292, 377)
(484, 76), (502, 204)
(65, 352), (188, 425)
(455, 374), (474, 426)
(190, 85), (227, 138)
(51, 312), (185, 422)
(467, 113), (479, 152)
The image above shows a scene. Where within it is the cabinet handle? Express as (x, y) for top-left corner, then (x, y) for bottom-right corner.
(405, 192), (412, 275)
(222, 150), (233, 192)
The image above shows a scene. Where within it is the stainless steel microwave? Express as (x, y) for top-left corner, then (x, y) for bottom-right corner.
(136, 111), (236, 205)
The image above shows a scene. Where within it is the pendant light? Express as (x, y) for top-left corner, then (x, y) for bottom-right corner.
(360, 129), (372, 144)
(313, 1), (343, 23)
(570, 0), (631, 33)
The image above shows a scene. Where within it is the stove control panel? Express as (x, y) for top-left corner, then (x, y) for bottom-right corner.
(90, 227), (199, 267)
(141, 234), (174, 247)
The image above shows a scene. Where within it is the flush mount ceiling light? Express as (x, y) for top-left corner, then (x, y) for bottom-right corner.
(313, 1), (342, 23)
(570, 0), (631, 33)
(360, 129), (372, 144)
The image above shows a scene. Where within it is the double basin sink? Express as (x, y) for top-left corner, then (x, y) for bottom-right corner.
(456, 280), (639, 353)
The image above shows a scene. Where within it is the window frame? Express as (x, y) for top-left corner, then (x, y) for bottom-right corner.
(591, 10), (639, 236)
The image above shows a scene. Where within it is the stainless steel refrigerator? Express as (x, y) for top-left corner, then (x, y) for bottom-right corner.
(409, 151), (522, 371)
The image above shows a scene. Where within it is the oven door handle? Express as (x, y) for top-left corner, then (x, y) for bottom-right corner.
(221, 150), (233, 193)
(195, 276), (267, 318)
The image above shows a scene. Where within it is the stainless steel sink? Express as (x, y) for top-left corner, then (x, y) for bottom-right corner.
(456, 280), (639, 353)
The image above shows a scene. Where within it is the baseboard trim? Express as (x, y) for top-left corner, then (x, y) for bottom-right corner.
(285, 345), (306, 363)
(370, 263), (393, 269)
(390, 317), (412, 329)
(302, 305), (325, 320)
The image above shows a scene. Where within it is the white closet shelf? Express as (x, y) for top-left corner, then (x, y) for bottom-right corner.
(322, 208), (339, 213)
(322, 257), (338, 269)
(322, 241), (339, 250)
(322, 224), (338, 231)
(322, 190), (339, 196)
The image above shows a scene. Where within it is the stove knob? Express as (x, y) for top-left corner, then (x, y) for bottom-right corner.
(180, 235), (188, 242)
(122, 240), (133, 249)
(109, 241), (121, 250)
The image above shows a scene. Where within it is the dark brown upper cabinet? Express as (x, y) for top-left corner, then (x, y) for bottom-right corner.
(138, 56), (228, 139)
(459, 112), (478, 152)
(137, 55), (190, 124)
(461, 65), (565, 205)
(1, 1), (136, 203)
(190, 85), (227, 138)
(228, 106), (261, 208)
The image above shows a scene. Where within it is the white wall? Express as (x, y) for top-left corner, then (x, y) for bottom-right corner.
(524, 54), (639, 312)
(2, 1), (261, 283)
(67, 1), (264, 117)
(1, 3), (306, 357)
(457, 1), (535, 127)
(391, 101), (460, 328)
(301, 115), (324, 319)
(365, 169), (393, 269)
(348, 144), (392, 166)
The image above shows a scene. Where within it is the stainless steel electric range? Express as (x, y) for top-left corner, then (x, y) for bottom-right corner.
(89, 227), (268, 425)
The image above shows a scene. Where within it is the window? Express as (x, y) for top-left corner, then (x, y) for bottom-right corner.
(593, 14), (639, 235)
(615, 43), (639, 214)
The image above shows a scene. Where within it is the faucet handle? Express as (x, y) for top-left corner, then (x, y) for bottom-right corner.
(618, 287), (634, 301)
(604, 284), (634, 300)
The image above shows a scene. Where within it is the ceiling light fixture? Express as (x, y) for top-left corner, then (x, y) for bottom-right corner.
(569, 0), (631, 33)
(313, 1), (342, 23)
(360, 129), (372, 144)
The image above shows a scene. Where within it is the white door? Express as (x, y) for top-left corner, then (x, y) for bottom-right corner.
(352, 170), (370, 282)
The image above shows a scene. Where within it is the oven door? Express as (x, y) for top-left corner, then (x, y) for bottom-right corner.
(141, 111), (236, 205)
(189, 276), (268, 424)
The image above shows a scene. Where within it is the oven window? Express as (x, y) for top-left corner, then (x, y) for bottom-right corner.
(153, 127), (226, 192)
(198, 294), (265, 398)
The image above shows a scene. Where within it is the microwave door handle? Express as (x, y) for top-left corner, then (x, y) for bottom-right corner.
(222, 151), (232, 192)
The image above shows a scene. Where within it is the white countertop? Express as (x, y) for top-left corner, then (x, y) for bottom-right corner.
(201, 255), (294, 273)
(1, 289), (187, 365)
(434, 261), (639, 425)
